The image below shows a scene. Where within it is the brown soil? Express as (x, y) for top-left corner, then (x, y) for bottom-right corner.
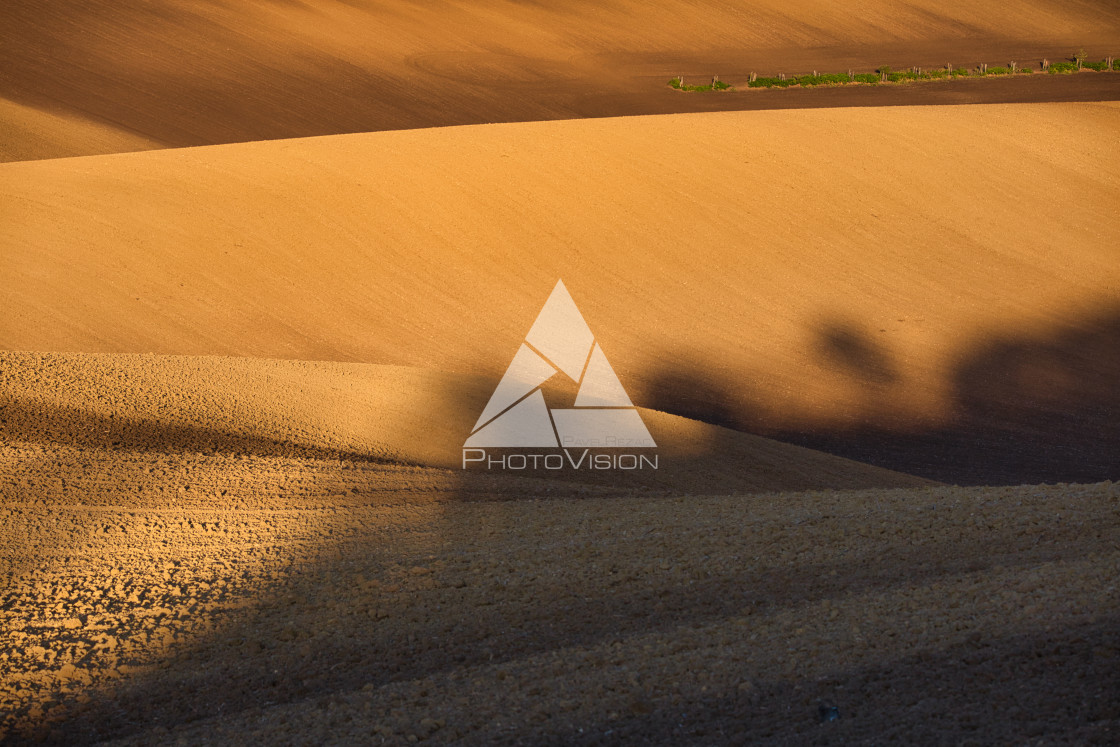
(0, 352), (928, 494)
(3, 0), (1119, 160)
(4, 3), (1119, 744)
(3, 102), (1118, 485)
(3, 450), (1117, 743)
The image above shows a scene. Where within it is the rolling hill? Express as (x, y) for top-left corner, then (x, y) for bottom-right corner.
(3, 102), (1118, 482)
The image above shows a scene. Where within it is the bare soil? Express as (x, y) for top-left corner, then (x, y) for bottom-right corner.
(3, 3), (1118, 744)
(3, 451), (1117, 743)
(0, 351), (1116, 744)
(3, 103), (1118, 486)
(3, 0), (1119, 160)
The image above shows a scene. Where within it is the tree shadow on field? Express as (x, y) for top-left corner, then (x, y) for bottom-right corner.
(27, 470), (1118, 744)
(541, 618), (1120, 745)
(0, 350), (479, 744)
(814, 320), (900, 386)
(2, 351), (858, 743)
(635, 355), (755, 434)
(4, 305), (1119, 742)
(643, 304), (1120, 486)
(0, 396), (390, 463)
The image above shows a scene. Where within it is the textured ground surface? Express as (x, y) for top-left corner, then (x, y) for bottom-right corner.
(3, 0), (1119, 161)
(1, 352), (1117, 744)
(3, 464), (1117, 744)
(4, 2), (1119, 743)
(3, 102), (1118, 484)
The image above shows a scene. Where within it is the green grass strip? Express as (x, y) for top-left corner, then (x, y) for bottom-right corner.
(670, 57), (1116, 91)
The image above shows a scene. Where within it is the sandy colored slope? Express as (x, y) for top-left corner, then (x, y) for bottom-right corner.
(3, 102), (1118, 482)
(0, 98), (162, 163)
(0, 351), (929, 494)
(3, 473), (1117, 742)
(2, 0), (1119, 160)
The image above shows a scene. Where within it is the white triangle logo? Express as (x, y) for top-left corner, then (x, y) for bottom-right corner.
(465, 280), (656, 449)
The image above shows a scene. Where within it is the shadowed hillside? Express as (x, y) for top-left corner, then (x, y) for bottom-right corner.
(648, 305), (1120, 484)
(3, 0), (1119, 160)
(3, 102), (1118, 484)
(0, 351), (931, 494)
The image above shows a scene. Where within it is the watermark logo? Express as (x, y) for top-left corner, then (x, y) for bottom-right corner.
(463, 280), (656, 470)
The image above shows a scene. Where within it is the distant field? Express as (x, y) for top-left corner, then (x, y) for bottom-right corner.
(2, 0), (1119, 160)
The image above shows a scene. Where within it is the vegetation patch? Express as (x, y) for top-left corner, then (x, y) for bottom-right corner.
(670, 53), (1116, 92)
(669, 76), (732, 92)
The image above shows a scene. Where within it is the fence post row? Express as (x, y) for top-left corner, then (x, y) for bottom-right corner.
(684, 53), (1115, 90)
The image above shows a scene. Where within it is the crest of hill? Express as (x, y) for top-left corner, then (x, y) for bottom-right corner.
(0, 351), (932, 494)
